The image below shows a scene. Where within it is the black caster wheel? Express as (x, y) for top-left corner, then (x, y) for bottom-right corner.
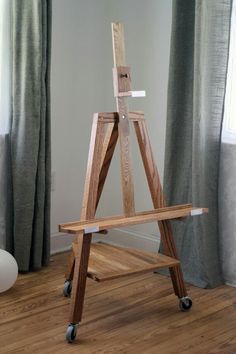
(179, 296), (192, 312)
(66, 324), (78, 343)
(63, 280), (72, 297)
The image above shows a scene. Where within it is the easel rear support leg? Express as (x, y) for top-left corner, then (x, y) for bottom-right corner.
(65, 252), (75, 282)
(158, 221), (187, 297)
(133, 119), (187, 298)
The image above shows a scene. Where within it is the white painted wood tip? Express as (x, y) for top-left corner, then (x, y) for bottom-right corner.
(116, 91), (146, 98)
(130, 90), (146, 97)
(190, 208), (203, 216)
(84, 226), (100, 234)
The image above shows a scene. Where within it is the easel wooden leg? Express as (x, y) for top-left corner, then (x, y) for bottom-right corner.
(96, 120), (119, 208)
(158, 221), (187, 297)
(65, 251), (75, 281)
(133, 119), (187, 298)
(64, 121), (119, 282)
(66, 118), (119, 325)
(69, 233), (92, 323)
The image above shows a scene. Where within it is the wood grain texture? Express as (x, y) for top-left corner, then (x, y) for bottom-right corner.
(64, 250), (75, 280)
(117, 101), (135, 215)
(60, 203), (193, 230)
(111, 22), (126, 67)
(134, 119), (188, 298)
(134, 120), (165, 207)
(69, 116), (106, 324)
(112, 22), (135, 215)
(96, 120), (119, 209)
(87, 242), (180, 282)
(59, 205), (208, 234)
(97, 111), (144, 123)
(1, 252), (236, 353)
(81, 115), (105, 217)
(64, 120), (117, 281)
(112, 66), (131, 96)
(69, 234), (91, 323)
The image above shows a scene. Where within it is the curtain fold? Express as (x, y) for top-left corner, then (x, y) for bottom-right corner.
(8, 0), (52, 271)
(219, 143), (236, 286)
(164, 0), (232, 288)
(219, 0), (236, 286)
(0, 135), (13, 250)
(0, 0), (12, 250)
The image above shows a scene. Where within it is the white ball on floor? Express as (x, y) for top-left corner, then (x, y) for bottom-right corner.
(0, 249), (18, 293)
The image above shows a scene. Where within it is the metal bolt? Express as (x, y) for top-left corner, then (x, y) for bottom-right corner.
(122, 114), (126, 119)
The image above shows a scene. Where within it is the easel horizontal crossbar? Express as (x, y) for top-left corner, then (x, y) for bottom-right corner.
(97, 111), (145, 123)
(59, 204), (208, 234)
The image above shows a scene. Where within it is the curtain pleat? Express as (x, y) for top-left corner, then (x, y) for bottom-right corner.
(9, 0), (51, 271)
(163, 0), (232, 288)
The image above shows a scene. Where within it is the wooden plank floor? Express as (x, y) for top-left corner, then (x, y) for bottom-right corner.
(0, 251), (236, 354)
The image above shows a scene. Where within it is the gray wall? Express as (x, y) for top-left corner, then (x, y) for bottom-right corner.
(51, 0), (172, 252)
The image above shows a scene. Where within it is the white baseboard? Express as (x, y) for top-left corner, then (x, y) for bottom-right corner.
(50, 232), (75, 254)
(225, 281), (236, 288)
(96, 228), (160, 252)
(50, 228), (160, 255)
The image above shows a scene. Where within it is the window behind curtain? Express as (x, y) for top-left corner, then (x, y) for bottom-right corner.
(0, 0), (11, 135)
(222, 0), (236, 144)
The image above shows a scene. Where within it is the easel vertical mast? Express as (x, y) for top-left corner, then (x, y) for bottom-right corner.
(111, 23), (135, 215)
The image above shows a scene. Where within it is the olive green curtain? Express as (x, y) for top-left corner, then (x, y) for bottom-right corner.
(163, 0), (232, 288)
(8, 0), (52, 271)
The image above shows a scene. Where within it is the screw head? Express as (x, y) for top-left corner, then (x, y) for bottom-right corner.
(122, 114), (126, 119)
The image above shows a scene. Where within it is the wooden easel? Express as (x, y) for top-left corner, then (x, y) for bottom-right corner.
(59, 23), (208, 343)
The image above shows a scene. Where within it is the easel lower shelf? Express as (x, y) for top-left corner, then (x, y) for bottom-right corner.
(73, 242), (180, 282)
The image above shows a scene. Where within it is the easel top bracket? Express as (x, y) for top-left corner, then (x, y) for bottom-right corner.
(112, 66), (146, 98)
(111, 23), (145, 101)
